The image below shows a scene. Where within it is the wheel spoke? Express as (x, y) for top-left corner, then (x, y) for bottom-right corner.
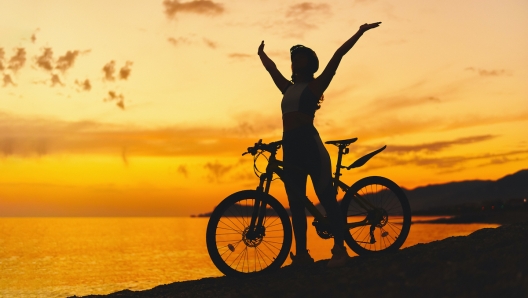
(208, 192), (292, 276)
(342, 177), (411, 255)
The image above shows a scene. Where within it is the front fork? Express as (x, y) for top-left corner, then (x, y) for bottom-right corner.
(246, 173), (271, 240)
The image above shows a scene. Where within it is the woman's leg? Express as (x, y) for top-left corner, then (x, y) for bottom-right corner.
(284, 172), (309, 253)
(282, 136), (310, 254)
(308, 134), (345, 250)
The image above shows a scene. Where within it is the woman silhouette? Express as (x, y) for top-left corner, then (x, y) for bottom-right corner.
(258, 22), (381, 267)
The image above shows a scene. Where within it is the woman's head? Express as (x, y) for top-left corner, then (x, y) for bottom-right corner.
(290, 45), (318, 81)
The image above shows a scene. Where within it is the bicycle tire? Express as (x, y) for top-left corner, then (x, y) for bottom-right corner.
(206, 190), (292, 276)
(341, 176), (411, 255)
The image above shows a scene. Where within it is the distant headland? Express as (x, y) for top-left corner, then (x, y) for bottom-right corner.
(192, 169), (528, 224)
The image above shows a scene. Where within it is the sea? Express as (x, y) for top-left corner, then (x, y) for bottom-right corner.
(0, 217), (499, 298)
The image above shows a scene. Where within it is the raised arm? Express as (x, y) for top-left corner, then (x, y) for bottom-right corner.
(312, 22), (381, 95)
(258, 41), (291, 94)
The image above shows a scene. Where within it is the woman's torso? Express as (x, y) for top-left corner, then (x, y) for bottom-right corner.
(281, 82), (320, 131)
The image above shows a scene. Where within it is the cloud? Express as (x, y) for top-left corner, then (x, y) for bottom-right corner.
(121, 147), (129, 166)
(387, 149), (528, 170)
(0, 112), (280, 158)
(102, 60), (116, 81)
(368, 95), (441, 113)
(8, 48), (26, 73)
(465, 67), (510, 77)
(283, 2), (331, 37)
(35, 48), (54, 71)
(34, 48), (83, 79)
(30, 28), (40, 43)
(386, 135), (497, 154)
(0, 48), (5, 71)
(203, 38), (217, 49)
(228, 53), (252, 60)
(285, 2), (330, 18)
(204, 161), (233, 182)
(325, 109), (528, 142)
(203, 159), (250, 183)
(177, 165), (189, 177)
(163, 0), (224, 19)
(167, 37), (190, 47)
(347, 135), (504, 173)
(2, 74), (16, 87)
(55, 50), (79, 73)
(104, 91), (125, 110)
(50, 74), (64, 87)
(119, 61), (133, 80)
(441, 112), (528, 132)
(75, 79), (91, 91)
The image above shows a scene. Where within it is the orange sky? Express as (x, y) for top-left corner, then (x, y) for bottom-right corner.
(1, 0), (527, 216)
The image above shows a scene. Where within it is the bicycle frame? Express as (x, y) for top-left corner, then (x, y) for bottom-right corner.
(246, 142), (382, 238)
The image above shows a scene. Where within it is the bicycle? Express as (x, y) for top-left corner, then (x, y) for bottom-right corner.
(206, 137), (411, 276)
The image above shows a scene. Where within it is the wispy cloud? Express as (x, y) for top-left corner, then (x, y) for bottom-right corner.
(465, 67), (511, 77)
(0, 112), (279, 158)
(228, 53), (252, 60)
(163, 0), (224, 19)
(326, 109), (528, 141)
(204, 160), (235, 183)
(284, 2), (331, 38)
(203, 159), (252, 183)
(177, 164), (189, 177)
(381, 149), (528, 170)
(203, 38), (217, 49)
(167, 36), (190, 47)
(345, 134), (502, 173)
(367, 95), (441, 113)
(386, 135), (497, 155)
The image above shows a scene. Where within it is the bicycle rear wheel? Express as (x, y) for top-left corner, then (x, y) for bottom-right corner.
(206, 190), (292, 276)
(341, 176), (411, 255)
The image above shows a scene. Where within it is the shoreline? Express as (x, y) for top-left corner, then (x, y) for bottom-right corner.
(74, 221), (528, 298)
(412, 210), (528, 224)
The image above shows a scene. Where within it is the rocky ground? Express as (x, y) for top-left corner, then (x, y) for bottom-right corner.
(74, 222), (528, 298)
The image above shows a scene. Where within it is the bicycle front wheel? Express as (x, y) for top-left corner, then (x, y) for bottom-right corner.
(341, 176), (411, 255)
(206, 190), (292, 276)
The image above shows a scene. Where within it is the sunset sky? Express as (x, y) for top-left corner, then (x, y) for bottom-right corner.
(1, 0), (527, 216)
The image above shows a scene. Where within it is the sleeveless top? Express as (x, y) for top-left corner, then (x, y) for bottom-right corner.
(281, 83), (319, 118)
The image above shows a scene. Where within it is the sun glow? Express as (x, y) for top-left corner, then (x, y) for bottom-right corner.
(1, 0), (527, 216)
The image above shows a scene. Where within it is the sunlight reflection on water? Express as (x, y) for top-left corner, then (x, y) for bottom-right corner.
(0, 217), (499, 298)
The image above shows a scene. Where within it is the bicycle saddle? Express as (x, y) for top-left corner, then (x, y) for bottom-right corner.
(325, 137), (358, 146)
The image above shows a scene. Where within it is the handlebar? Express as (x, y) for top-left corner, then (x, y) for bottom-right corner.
(242, 139), (282, 156)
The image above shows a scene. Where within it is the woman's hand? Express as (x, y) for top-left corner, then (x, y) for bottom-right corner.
(359, 22), (381, 32)
(258, 40), (265, 55)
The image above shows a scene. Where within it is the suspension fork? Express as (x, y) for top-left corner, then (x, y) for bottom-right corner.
(248, 159), (275, 236)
